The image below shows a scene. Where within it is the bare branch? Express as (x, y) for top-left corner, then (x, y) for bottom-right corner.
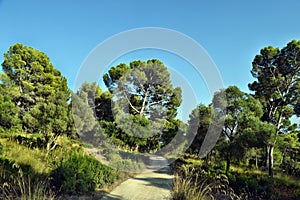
(122, 90), (140, 114)
(89, 102), (101, 109)
(140, 88), (149, 116)
(147, 98), (165, 107)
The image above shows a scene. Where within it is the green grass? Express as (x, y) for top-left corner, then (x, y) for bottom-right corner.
(0, 138), (49, 174)
(231, 164), (300, 187)
(171, 155), (300, 199)
(228, 165), (300, 199)
(0, 132), (129, 198)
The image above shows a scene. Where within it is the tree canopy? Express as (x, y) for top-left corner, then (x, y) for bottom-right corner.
(102, 59), (183, 152)
(249, 40), (300, 176)
(1, 43), (71, 135)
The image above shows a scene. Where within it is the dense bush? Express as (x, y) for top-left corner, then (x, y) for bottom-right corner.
(50, 153), (119, 195)
(104, 148), (146, 172)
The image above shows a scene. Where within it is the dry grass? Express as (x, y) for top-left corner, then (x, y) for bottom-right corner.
(171, 173), (214, 200)
(0, 164), (56, 200)
(170, 166), (240, 200)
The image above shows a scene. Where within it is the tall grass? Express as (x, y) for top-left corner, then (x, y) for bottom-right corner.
(171, 173), (214, 200)
(170, 166), (240, 200)
(0, 138), (49, 174)
(0, 164), (56, 200)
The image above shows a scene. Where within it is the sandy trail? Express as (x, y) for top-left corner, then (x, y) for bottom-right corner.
(100, 155), (174, 200)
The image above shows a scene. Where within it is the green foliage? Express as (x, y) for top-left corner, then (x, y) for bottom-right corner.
(12, 134), (45, 149)
(249, 40), (300, 176)
(103, 148), (146, 172)
(0, 40), (299, 199)
(1, 43), (71, 135)
(161, 119), (187, 157)
(100, 120), (149, 151)
(50, 153), (118, 195)
(1, 138), (49, 174)
(0, 133), (128, 197)
(227, 169), (300, 199)
(172, 155), (300, 200)
(104, 59), (182, 119)
(73, 82), (113, 121)
(228, 172), (272, 199)
(213, 86), (264, 173)
(72, 61), (185, 153)
(102, 59), (182, 151)
(33, 91), (71, 135)
(277, 131), (300, 175)
(187, 104), (213, 154)
(0, 92), (21, 130)
(71, 91), (98, 136)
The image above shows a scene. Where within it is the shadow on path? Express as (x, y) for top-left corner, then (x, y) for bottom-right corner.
(101, 156), (174, 200)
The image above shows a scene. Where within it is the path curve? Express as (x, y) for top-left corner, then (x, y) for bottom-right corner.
(101, 155), (174, 200)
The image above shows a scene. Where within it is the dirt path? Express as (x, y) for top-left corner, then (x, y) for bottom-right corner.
(101, 156), (174, 200)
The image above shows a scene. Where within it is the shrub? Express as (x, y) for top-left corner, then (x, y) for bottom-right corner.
(104, 148), (146, 172)
(50, 153), (118, 195)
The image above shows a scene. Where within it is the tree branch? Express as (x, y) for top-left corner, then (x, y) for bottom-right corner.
(122, 90), (140, 114)
(140, 88), (149, 116)
(147, 98), (165, 107)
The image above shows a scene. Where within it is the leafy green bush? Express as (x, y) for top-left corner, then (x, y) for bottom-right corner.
(0, 127), (22, 137)
(110, 159), (146, 172)
(50, 153), (118, 195)
(104, 148), (146, 172)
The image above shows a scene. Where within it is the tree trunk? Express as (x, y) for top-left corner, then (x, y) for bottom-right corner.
(269, 145), (274, 177)
(255, 149), (258, 169)
(266, 145), (270, 171)
(226, 156), (230, 174)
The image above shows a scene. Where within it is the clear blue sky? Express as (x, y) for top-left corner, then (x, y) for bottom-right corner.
(1, 0), (300, 122)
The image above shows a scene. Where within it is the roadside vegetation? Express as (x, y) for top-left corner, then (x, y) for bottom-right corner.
(0, 40), (299, 199)
(169, 40), (300, 200)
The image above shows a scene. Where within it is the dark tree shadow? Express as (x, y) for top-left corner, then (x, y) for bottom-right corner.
(100, 193), (123, 200)
(132, 176), (173, 190)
